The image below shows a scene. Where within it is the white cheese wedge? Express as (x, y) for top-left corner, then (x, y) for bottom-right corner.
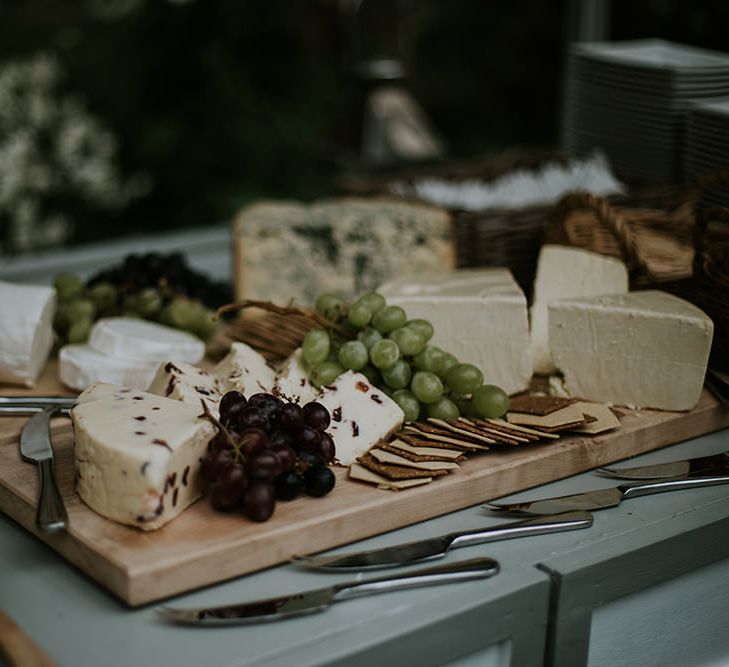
(72, 383), (215, 530)
(530, 245), (628, 374)
(273, 348), (318, 405)
(147, 361), (221, 414)
(549, 290), (713, 411)
(213, 342), (276, 396)
(317, 370), (404, 466)
(59, 344), (160, 391)
(89, 317), (205, 363)
(378, 268), (532, 395)
(0, 280), (56, 387)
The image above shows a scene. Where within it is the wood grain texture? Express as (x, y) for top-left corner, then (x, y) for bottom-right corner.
(1, 367), (728, 606)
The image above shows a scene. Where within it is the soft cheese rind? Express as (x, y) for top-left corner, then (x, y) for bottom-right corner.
(317, 370), (404, 466)
(147, 361), (221, 413)
(0, 280), (56, 387)
(72, 383), (215, 530)
(549, 290), (713, 411)
(379, 268), (532, 395)
(530, 245), (629, 374)
(59, 344), (159, 391)
(213, 342), (276, 396)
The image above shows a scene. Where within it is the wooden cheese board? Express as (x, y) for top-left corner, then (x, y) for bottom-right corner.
(1, 363), (728, 606)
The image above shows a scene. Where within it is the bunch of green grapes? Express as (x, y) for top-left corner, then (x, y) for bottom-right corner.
(53, 273), (218, 345)
(301, 291), (509, 422)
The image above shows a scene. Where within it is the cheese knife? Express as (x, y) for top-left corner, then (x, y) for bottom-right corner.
(20, 407), (68, 532)
(158, 557), (500, 626)
(291, 511), (593, 571)
(0, 395), (76, 416)
(484, 471), (729, 515)
(596, 451), (729, 480)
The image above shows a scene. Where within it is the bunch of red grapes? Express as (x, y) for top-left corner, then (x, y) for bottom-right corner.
(200, 391), (337, 522)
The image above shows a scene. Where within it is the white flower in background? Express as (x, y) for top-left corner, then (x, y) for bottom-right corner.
(0, 52), (146, 253)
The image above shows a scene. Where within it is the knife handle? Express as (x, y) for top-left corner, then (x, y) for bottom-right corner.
(333, 557), (499, 602)
(447, 510), (593, 550)
(619, 472), (729, 500)
(36, 458), (67, 533)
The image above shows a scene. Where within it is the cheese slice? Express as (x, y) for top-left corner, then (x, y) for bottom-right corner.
(378, 268), (532, 395)
(213, 342), (276, 396)
(147, 361), (221, 414)
(530, 245), (628, 374)
(72, 383), (215, 530)
(549, 290), (713, 411)
(273, 348), (318, 405)
(317, 370), (404, 466)
(0, 280), (56, 387)
(349, 463), (433, 490)
(89, 317), (205, 363)
(59, 344), (160, 391)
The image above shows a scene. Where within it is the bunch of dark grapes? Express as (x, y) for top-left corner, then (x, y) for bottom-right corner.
(200, 391), (336, 522)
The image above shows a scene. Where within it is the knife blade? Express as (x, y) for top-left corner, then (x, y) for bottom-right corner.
(484, 471), (729, 515)
(291, 511), (593, 571)
(19, 407), (68, 532)
(158, 557), (500, 626)
(597, 451), (729, 480)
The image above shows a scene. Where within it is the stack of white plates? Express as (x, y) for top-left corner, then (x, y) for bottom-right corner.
(684, 97), (729, 206)
(563, 39), (729, 184)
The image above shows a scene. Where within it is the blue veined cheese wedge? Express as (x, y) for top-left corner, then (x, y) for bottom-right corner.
(379, 268), (532, 395)
(317, 370), (404, 466)
(549, 290), (714, 411)
(72, 383), (215, 530)
(232, 198), (455, 306)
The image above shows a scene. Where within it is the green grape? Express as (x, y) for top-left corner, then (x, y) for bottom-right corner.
(326, 341), (341, 363)
(380, 384), (395, 398)
(302, 328), (331, 365)
(392, 389), (421, 422)
(315, 293), (343, 321)
(66, 298), (96, 322)
(356, 326), (383, 350)
(339, 318), (360, 339)
(445, 364), (484, 395)
(410, 371), (444, 404)
(135, 288), (163, 318)
(381, 358), (412, 389)
(413, 345), (446, 375)
(452, 394), (474, 417)
(389, 327), (426, 356)
(472, 384), (509, 418)
(372, 306), (407, 334)
(53, 304), (71, 332)
(338, 340), (369, 370)
(67, 317), (93, 344)
(195, 310), (219, 341)
(406, 319), (434, 342)
(441, 352), (459, 376)
(357, 292), (386, 315)
(369, 339), (400, 369)
(53, 273), (84, 302)
(310, 361), (344, 388)
(347, 302), (372, 328)
(159, 298), (195, 329)
(427, 397), (460, 420)
(360, 364), (382, 386)
(86, 282), (118, 316)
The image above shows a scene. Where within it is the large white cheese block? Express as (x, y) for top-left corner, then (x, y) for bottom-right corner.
(59, 344), (160, 391)
(530, 245), (628, 374)
(273, 348), (318, 405)
(233, 198), (455, 305)
(147, 361), (221, 413)
(379, 268), (532, 395)
(89, 317), (205, 363)
(213, 342), (276, 396)
(72, 383), (215, 530)
(549, 290), (713, 411)
(317, 370), (404, 466)
(0, 280), (56, 387)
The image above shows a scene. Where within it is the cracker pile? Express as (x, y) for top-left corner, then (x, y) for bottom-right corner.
(349, 395), (620, 491)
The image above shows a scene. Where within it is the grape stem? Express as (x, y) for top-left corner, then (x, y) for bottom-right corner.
(198, 399), (244, 462)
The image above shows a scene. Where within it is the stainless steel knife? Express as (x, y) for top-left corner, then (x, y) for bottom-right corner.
(291, 511), (593, 571)
(158, 557), (500, 626)
(0, 395), (75, 417)
(597, 451), (729, 480)
(484, 471), (729, 515)
(19, 407), (68, 532)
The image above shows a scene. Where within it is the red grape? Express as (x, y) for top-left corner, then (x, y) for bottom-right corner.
(249, 451), (281, 481)
(200, 447), (234, 484)
(238, 406), (266, 430)
(271, 444), (297, 472)
(243, 482), (276, 522)
(302, 402), (330, 431)
(219, 391), (246, 425)
(238, 428), (268, 457)
(318, 432), (336, 463)
(295, 425), (320, 452)
(210, 462), (248, 510)
(278, 402), (304, 431)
